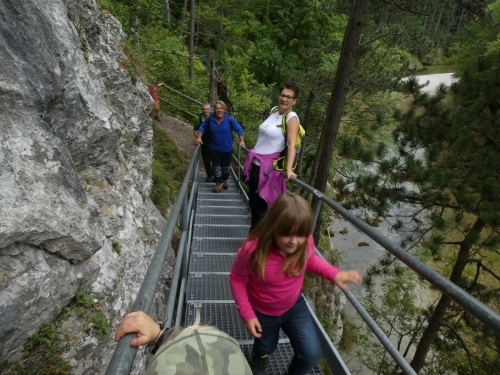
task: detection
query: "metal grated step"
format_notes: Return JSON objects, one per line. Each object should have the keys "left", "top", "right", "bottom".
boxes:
{"left": 186, "top": 274, "right": 233, "bottom": 301}
{"left": 196, "top": 206, "right": 249, "bottom": 215}
{"left": 198, "top": 193, "right": 242, "bottom": 199}
{"left": 194, "top": 215, "right": 250, "bottom": 226}
{"left": 197, "top": 200, "right": 247, "bottom": 209}
{"left": 191, "top": 238, "right": 244, "bottom": 254}
{"left": 240, "top": 344, "right": 324, "bottom": 375}
{"left": 193, "top": 225, "right": 250, "bottom": 238}
{"left": 184, "top": 303, "right": 288, "bottom": 343}
{"left": 189, "top": 254, "right": 235, "bottom": 273}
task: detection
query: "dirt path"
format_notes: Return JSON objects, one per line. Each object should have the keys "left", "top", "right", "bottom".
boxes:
{"left": 155, "top": 115, "right": 197, "bottom": 159}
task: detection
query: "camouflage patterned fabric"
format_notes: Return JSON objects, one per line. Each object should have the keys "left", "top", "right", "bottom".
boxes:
{"left": 146, "top": 327, "right": 252, "bottom": 375}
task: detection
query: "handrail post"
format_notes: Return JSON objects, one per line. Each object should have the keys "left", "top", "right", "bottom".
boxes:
{"left": 237, "top": 144, "right": 241, "bottom": 188}
{"left": 312, "top": 193, "right": 322, "bottom": 233}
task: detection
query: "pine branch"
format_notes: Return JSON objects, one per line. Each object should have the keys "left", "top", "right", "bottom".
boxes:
{"left": 139, "top": 46, "right": 193, "bottom": 59}
{"left": 441, "top": 321, "right": 478, "bottom": 375}
{"left": 377, "top": 0, "right": 431, "bottom": 16}
{"left": 360, "top": 32, "right": 402, "bottom": 46}
{"left": 467, "top": 259, "right": 500, "bottom": 281}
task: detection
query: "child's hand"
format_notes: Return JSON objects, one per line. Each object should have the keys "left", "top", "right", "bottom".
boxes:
{"left": 244, "top": 318, "right": 262, "bottom": 338}
{"left": 115, "top": 311, "right": 161, "bottom": 347}
{"left": 333, "top": 270, "right": 362, "bottom": 291}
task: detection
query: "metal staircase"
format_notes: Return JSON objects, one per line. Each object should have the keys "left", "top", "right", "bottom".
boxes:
{"left": 184, "top": 171, "right": 323, "bottom": 374}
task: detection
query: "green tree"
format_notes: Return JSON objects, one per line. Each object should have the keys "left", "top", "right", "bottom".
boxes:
{"left": 338, "top": 2, "right": 500, "bottom": 372}
{"left": 357, "top": 266, "right": 428, "bottom": 374}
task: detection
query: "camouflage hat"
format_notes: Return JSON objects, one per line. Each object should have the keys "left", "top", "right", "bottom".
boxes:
{"left": 146, "top": 327, "right": 252, "bottom": 375}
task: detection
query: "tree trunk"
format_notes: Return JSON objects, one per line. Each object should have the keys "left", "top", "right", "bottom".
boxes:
{"left": 209, "top": 60, "right": 218, "bottom": 104}
{"left": 310, "top": 0, "right": 370, "bottom": 240}
{"left": 179, "top": 0, "right": 188, "bottom": 36}
{"left": 447, "top": 4, "right": 457, "bottom": 32}
{"left": 130, "top": 12, "right": 139, "bottom": 46}
{"left": 304, "top": 90, "right": 315, "bottom": 131}
{"left": 189, "top": 0, "right": 195, "bottom": 81}
{"left": 434, "top": 4, "right": 445, "bottom": 33}
{"left": 456, "top": 7, "right": 466, "bottom": 34}
{"left": 165, "top": 0, "right": 170, "bottom": 24}
{"left": 428, "top": 3, "right": 437, "bottom": 32}
{"left": 409, "top": 216, "right": 487, "bottom": 373}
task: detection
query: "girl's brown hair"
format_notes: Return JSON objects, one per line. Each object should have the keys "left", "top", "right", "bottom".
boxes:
{"left": 247, "top": 193, "right": 313, "bottom": 279}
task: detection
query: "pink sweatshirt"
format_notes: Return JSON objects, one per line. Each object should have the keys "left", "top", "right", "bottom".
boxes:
{"left": 229, "top": 235, "right": 340, "bottom": 322}
{"left": 243, "top": 150, "right": 286, "bottom": 207}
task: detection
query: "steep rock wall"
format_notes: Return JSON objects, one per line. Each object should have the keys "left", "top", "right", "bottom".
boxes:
{"left": 0, "top": 0, "right": 173, "bottom": 373}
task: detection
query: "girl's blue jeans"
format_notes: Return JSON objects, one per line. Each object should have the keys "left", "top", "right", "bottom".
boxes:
{"left": 252, "top": 295, "right": 322, "bottom": 375}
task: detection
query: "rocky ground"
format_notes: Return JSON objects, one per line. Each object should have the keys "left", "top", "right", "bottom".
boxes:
{"left": 155, "top": 114, "right": 197, "bottom": 159}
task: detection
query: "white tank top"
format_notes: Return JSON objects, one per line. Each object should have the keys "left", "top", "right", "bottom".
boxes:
{"left": 254, "top": 111, "right": 298, "bottom": 155}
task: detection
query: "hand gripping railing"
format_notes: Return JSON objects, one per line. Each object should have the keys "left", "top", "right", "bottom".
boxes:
{"left": 105, "top": 146, "right": 201, "bottom": 375}
{"left": 231, "top": 143, "right": 500, "bottom": 375}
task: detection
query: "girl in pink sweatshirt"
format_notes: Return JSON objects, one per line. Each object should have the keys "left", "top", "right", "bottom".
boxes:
{"left": 230, "top": 192, "right": 361, "bottom": 375}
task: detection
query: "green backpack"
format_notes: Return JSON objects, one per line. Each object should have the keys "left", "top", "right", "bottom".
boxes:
{"left": 269, "top": 106, "right": 305, "bottom": 171}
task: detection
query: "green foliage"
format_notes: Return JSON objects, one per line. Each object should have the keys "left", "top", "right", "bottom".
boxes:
{"left": 73, "top": 24, "right": 89, "bottom": 62}
{"left": 112, "top": 240, "right": 122, "bottom": 255}
{"left": 151, "top": 123, "right": 189, "bottom": 215}
{"left": 5, "top": 284, "right": 111, "bottom": 374}
{"left": 356, "top": 266, "right": 427, "bottom": 374}
{"left": 342, "top": 9, "right": 500, "bottom": 372}
{"left": 86, "top": 313, "right": 111, "bottom": 338}
{"left": 75, "top": 288, "right": 95, "bottom": 309}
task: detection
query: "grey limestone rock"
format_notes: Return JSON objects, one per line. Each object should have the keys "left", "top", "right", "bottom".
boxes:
{"left": 0, "top": 0, "right": 173, "bottom": 372}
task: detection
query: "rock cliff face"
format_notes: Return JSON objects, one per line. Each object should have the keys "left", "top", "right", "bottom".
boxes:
{"left": 0, "top": 0, "right": 173, "bottom": 373}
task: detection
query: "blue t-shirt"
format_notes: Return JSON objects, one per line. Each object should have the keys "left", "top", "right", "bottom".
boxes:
{"left": 198, "top": 114, "right": 244, "bottom": 153}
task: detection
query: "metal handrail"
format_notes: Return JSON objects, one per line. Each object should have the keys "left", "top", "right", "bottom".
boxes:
{"left": 105, "top": 146, "right": 201, "bottom": 375}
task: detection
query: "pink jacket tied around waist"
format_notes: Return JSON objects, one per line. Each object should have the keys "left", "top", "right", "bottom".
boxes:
{"left": 243, "top": 151, "right": 286, "bottom": 207}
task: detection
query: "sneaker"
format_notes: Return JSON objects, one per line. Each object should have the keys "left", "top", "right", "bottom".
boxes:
{"left": 250, "top": 353, "right": 269, "bottom": 375}
{"left": 205, "top": 176, "right": 213, "bottom": 182}
{"left": 213, "top": 183, "right": 223, "bottom": 193}
{"left": 223, "top": 180, "right": 229, "bottom": 190}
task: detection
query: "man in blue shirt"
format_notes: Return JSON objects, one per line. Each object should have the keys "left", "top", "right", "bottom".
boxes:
{"left": 195, "top": 101, "right": 245, "bottom": 192}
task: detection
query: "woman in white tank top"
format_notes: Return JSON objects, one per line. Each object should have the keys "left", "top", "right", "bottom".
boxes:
{"left": 244, "top": 82, "right": 300, "bottom": 230}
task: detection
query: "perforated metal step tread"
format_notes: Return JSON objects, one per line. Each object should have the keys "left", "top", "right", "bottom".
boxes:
{"left": 198, "top": 192, "right": 242, "bottom": 199}
{"left": 189, "top": 254, "right": 235, "bottom": 273}
{"left": 240, "top": 344, "right": 324, "bottom": 374}
{"left": 191, "top": 238, "right": 243, "bottom": 254}
{"left": 184, "top": 302, "right": 288, "bottom": 343}
{"left": 186, "top": 274, "right": 233, "bottom": 301}
{"left": 196, "top": 206, "right": 250, "bottom": 215}
{"left": 194, "top": 215, "right": 251, "bottom": 226}
{"left": 193, "top": 225, "right": 249, "bottom": 239}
